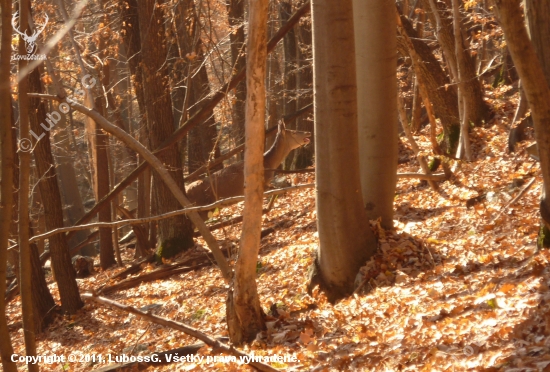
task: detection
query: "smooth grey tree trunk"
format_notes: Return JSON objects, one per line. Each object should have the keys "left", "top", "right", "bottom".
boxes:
{"left": 309, "top": 0, "right": 377, "bottom": 302}
{"left": 354, "top": 0, "right": 398, "bottom": 229}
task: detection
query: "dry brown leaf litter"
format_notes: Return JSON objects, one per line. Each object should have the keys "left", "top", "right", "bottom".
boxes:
{"left": 6, "top": 92, "right": 550, "bottom": 371}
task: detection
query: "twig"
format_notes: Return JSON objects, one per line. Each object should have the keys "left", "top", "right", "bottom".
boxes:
{"left": 81, "top": 293, "right": 280, "bottom": 372}
{"left": 129, "top": 324, "right": 151, "bottom": 355}
{"left": 10, "top": 184, "right": 314, "bottom": 248}
{"left": 397, "top": 93, "right": 439, "bottom": 190}
{"left": 491, "top": 177, "right": 537, "bottom": 223}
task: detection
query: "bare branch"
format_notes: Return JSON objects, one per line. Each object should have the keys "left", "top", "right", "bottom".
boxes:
{"left": 81, "top": 293, "right": 281, "bottom": 372}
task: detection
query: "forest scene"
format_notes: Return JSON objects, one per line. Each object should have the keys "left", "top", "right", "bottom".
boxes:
{"left": 2, "top": 0, "right": 550, "bottom": 370}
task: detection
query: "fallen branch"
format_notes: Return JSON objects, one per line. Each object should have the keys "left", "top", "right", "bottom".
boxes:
{"left": 81, "top": 293, "right": 280, "bottom": 372}
{"left": 98, "top": 262, "right": 210, "bottom": 295}
{"left": 491, "top": 177, "right": 537, "bottom": 223}
{"left": 110, "top": 255, "right": 156, "bottom": 281}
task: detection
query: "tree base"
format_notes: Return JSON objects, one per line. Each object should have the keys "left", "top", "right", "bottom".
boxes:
{"left": 226, "top": 288, "right": 265, "bottom": 345}
{"left": 307, "top": 255, "right": 350, "bottom": 304}
{"left": 155, "top": 236, "right": 194, "bottom": 263}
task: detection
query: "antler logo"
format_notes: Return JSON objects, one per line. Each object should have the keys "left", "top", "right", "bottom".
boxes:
{"left": 12, "top": 11, "right": 48, "bottom": 55}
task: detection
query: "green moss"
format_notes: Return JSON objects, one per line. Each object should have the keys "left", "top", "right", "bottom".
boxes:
{"left": 538, "top": 224, "right": 550, "bottom": 250}
{"left": 156, "top": 236, "right": 192, "bottom": 263}
{"left": 428, "top": 157, "right": 440, "bottom": 172}
{"left": 448, "top": 124, "right": 461, "bottom": 153}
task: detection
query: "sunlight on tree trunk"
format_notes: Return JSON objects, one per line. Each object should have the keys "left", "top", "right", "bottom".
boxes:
{"left": 494, "top": 0, "right": 550, "bottom": 246}
{"left": 354, "top": 0, "right": 398, "bottom": 228}
{"left": 453, "top": 0, "right": 472, "bottom": 160}
{"left": 308, "top": 0, "right": 377, "bottom": 303}
{"left": 226, "top": 0, "right": 269, "bottom": 345}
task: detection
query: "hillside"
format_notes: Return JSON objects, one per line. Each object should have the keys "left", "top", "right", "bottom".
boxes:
{"left": 5, "top": 91, "right": 550, "bottom": 371}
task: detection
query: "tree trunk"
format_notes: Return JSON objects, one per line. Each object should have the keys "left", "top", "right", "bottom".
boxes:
{"left": 308, "top": 0, "right": 377, "bottom": 302}
{"left": 0, "top": 1, "right": 18, "bottom": 369}
{"left": 292, "top": 2, "right": 314, "bottom": 169}
{"left": 525, "top": 1, "right": 550, "bottom": 83}
{"left": 423, "top": 0, "right": 489, "bottom": 126}
{"left": 173, "top": 0, "right": 220, "bottom": 174}
{"left": 55, "top": 122, "right": 94, "bottom": 255}
{"left": 453, "top": 0, "right": 472, "bottom": 160}
{"left": 226, "top": 0, "right": 269, "bottom": 345}
{"left": 266, "top": 10, "right": 282, "bottom": 150}
{"left": 523, "top": 0, "right": 550, "bottom": 247}
{"left": 17, "top": 3, "right": 38, "bottom": 367}
{"left": 28, "top": 68, "right": 83, "bottom": 314}
{"left": 227, "top": 0, "right": 247, "bottom": 151}
{"left": 120, "top": 0, "right": 151, "bottom": 257}
{"left": 9, "top": 112, "right": 55, "bottom": 332}
{"left": 411, "top": 9, "right": 425, "bottom": 132}
{"left": 494, "top": 0, "right": 550, "bottom": 247}
{"left": 397, "top": 13, "right": 461, "bottom": 154}
{"left": 354, "top": 0, "right": 398, "bottom": 228}
{"left": 44, "top": 45, "right": 93, "bottom": 256}
{"left": 29, "top": 238, "right": 56, "bottom": 331}
{"left": 280, "top": 0, "right": 298, "bottom": 170}
{"left": 95, "top": 97, "right": 116, "bottom": 269}
{"left": 120, "top": 0, "right": 145, "bottom": 115}
{"left": 137, "top": 0, "right": 195, "bottom": 257}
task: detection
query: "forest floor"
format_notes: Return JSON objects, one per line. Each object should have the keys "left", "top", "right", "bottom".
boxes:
{"left": 6, "top": 89, "right": 550, "bottom": 371}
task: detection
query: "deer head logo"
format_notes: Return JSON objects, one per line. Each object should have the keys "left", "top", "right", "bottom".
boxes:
{"left": 12, "top": 11, "right": 48, "bottom": 55}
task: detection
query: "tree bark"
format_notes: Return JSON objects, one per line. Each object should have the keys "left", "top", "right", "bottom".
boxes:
{"left": 423, "top": 0, "right": 489, "bottom": 126}
{"left": 523, "top": 0, "right": 550, "bottom": 247}
{"left": 308, "top": 0, "right": 377, "bottom": 302}
{"left": 292, "top": 2, "right": 314, "bottom": 169}
{"left": 226, "top": 0, "right": 269, "bottom": 345}
{"left": 227, "top": 0, "right": 247, "bottom": 151}
{"left": 137, "top": 0, "right": 195, "bottom": 257}
{"left": 280, "top": 0, "right": 298, "bottom": 170}
{"left": 16, "top": 2, "right": 38, "bottom": 368}
{"left": 173, "top": 0, "right": 220, "bottom": 174}
{"left": 120, "top": 0, "right": 151, "bottom": 257}
{"left": 354, "top": 0, "right": 398, "bottom": 228}
{"left": 524, "top": 0, "right": 550, "bottom": 83}
{"left": 452, "top": 0, "right": 472, "bottom": 160}
{"left": 494, "top": 0, "right": 550, "bottom": 245}
{"left": 95, "top": 97, "right": 116, "bottom": 269}
{"left": 28, "top": 68, "right": 84, "bottom": 314}
{"left": 0, "top": 0, "right": 18, "bottom": 369}
{"left": 8, "top": 92, "right": 54, "bottom": 333}
{"left": 397, "top": 12, "right": 460, "bottom": 154}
